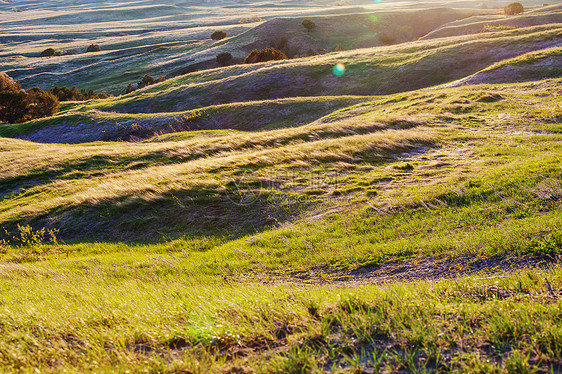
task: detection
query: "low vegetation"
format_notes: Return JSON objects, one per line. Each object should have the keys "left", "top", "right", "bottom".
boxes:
{"left": 504, "top": 2, "right": 525, "bottom": 15}
{"left": 211, "top": 30, "right": 228, "bottom": 40}
{"left": 1, "top": 2, "right": 561, "bottom": 372}
{"left": 48, "top": 86, "right": 112, "bottom": 101}
{"left": 244, "top": 48, "right": 288, "bottom": 64}
{"left": 125, "top": 74, "right": 166, "bottom": 94}
{"left": 0, "top": 73, "right": 59, "bottom": 124}
{"left": 85, "top": 43, "right": 101, "bottom": 53}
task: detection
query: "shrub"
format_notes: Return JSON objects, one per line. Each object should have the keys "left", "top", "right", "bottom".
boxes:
{"left": 0, "top": 72, "right": 21, "bottom": 92}
{"left": 504, "top": 2, "right": 524, "bottom": 15}
{"left": 48, "top": 86, "right": 111, "bottom": 101}
{"left": 0, "top": 73, "right": 60, "bottom": 123}
{"left": 40, "top": 48, "right": 55, "bottom": 57}
{"left": 239, "top": 16, "right": 263, "bottom": 24}
{"left": 25, "top": 88, "right": 59, "bottom": 119}
{"left": 0, "top": 90, "right": 28, "bottom": 123}
{"left": 302, "top": 19, "right": 316, "bottom": 32}
{"left": 0, "top": 87, "right": 59, "bottom": 124}
{"left": 216, "top": 52, "right": 233, "bottom": 67}
{"left": 211, "top": 30, "right": 227, "bottom": 40}
{"left": 244, "top": 48, "right": 287, "bottom": 64}
{"left": 86, "top": 44, "right": 101, "bottom": 53}
{"left": 127, "top": 74, "right": 165, "bottom": 92}
{"left": 141, "top": 74, "right": 156, "bottom": 87}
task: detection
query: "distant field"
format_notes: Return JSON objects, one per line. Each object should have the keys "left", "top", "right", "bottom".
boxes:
{"left": 2, "top": 0, "right": 554, "bottom": 94}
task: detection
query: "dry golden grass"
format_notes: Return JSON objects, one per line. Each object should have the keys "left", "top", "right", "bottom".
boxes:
{"left": 0, "top": 125, "right": 433, "bottom": 222}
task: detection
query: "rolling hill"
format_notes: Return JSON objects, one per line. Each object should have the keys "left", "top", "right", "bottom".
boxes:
{"left": 0, "top": 1, "right": 561, "bottom": 372}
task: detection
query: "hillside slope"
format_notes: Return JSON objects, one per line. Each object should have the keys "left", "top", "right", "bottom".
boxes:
{"left": 84, "top": 24, "right": 562, "bottom": 114}
{"left": 0, "top": 4, "right": 490, "bottom": 94}
{"left": 0, "top": 96, "right": 373, "bottom": 143}
{"left": 447, "top": 46, "right": 562, "bottom": 86}
{"left": 1, "top": 79, "right": 560, "bottom": 242}
{"left": 422, "top": 4, "right": 562, "bottom": 39}
{"left": 1, "top": 4, "right": 561, "bottom": 373}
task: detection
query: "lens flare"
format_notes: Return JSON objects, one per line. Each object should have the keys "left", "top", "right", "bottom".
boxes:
{"left": 374, "top": 0, "right": 382, "bottom": 3}
{"left": 333, "top": 63, "right": 346, "bottom": 77}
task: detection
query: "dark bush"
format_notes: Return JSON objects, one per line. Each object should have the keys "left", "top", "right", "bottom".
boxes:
{"left": 40, "top": 48, "right": 55, "bottom": 57}
{"left": 86, "top": 44, "right": 101, "bottom": 53}
{"left": 48, "top": 86, "right": 111, "bottom": 101}
{"left": 0, "top": 72, "right": 21, "bottom": 92}
{"left": 126, "top": 74, "right": 165, "bottom": 93}
{"left": 504, "top": 2, "right": 524, "bottom": 14}
{"left": 0, "top": 90, "right": 28, "bottom": 123}
{"left": 25, "top": 88, "right": 59, "bottom": 120}
{"left": 216, "top": 52, "right": 233, "bottom": 67}
{"left": 211, "top": 30, "right": 227, "bottom": 40}
{"left": 302, "top": 19, "right": 316, "bottom": 32}
{"left": 0, "top": 80, "right": 59, "bottom": 124}
{"left": 244, "top": 48, "right": 288, "bottom": 64}
{"left": 140, "top": 74, "right": 156, "bottom": 87}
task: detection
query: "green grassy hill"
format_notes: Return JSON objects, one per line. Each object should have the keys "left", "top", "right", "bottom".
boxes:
{"left": 3, "top": 22, "right": 559, "bottom": 144}
{"left": 0, "top": 1, "right": 561, "bottom": 373}
{"left": 0, "top": 77, "right": 561, "bottom": 372}
{"left": 449, "top": 46, "right": 562, "bottom": 85}
{"left": 421, "top": 3, "right": 562, "bottom": 39}
{"left": 205, "top": 7, "right": 489, "bottom": 60}
{"left": 88, "top": 24, "right": 562, "bottom": 113}
{"left": 0, "top": 4, "right": 492, "bottom": 94}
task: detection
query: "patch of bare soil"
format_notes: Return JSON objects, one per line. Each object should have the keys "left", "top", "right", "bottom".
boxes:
{"left": 269, "top": 254, "right": 561, "bottom": 287}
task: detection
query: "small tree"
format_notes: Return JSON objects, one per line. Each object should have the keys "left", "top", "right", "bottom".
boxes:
{"left": 244, "top": 48, "right": 288, "bottom": 64}
{"left": 0, "top": 72, "right": 21, "bottom": 92}
{"left": 26, "top": 88, "right": 59, "bottom": 120}
{"left": 0, "top": 83, "right": 59, "bottom": 124}
{"left": 302, "top": 19, "right": 316, "bottom": 32}
{"left": 49, "top": 86, "right": 111, "bottom": 101}
{"left": 216, "top": 52, "right": 233, "bottom": 67}
{"left": 504, "top": 2, "right": 524, "bottom": 14}
{"left": 0, "top": 90, "right": 28, "bottom": 123}
{"left": 143, "top": 74, "right": 156, "bottom": 85}
{"left": 126, "top": 83, "right": 136, "bottom": 94}
{"left": 211, "top": 30, "right": 227, "bottom": 40}
{"left": 86, "top": 44, "right": 101, "bottom": 52}
{"left": 40, "top": 48, "right": 55, "bottom": 57}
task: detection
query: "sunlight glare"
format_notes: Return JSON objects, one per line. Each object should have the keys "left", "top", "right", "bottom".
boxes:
{"left": 333, "top": 63, "right": 346, "bottom": 77}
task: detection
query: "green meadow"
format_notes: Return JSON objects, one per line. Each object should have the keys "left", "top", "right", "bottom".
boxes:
{"left": 0, "top": 0, "right": 561, "bottom": 372}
